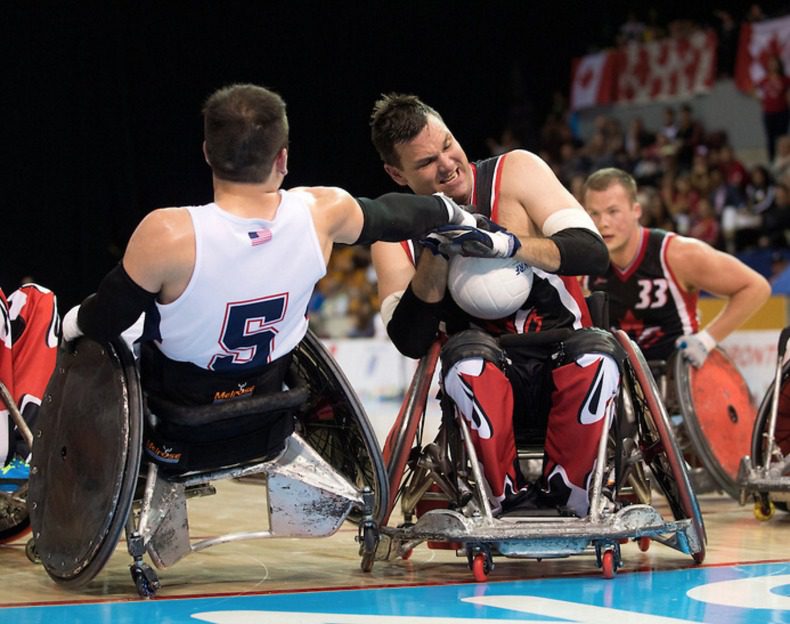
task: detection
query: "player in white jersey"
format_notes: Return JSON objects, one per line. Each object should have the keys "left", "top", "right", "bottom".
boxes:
{"left": 61, "top": 84, "right": 505, "bottom": 406}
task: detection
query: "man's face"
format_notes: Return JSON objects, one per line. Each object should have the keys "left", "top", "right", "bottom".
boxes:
{"left": 584, "top": 182, "right": 641, "bottom": 257}
{"left": 384, "top": 114, "right": 473, "bottom": 203}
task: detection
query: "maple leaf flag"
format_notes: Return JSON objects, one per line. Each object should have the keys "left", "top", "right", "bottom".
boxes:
{"left": 570, "top": 50, "right": 615, "bottom": 111}
{"left": 735, "top": 14, "right": 790, "bottom": 92}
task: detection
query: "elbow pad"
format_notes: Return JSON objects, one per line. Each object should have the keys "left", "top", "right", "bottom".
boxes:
{"left": 355, "top": 194, "right": 451, "bottom": 245}
{"left": 550, "top": 228, "right": 609, "bottom": 275}
{"left": 78, "top": 263, "right": 157, "bottom": 343}
{"left": 386, "top": 284, "right": 443, "bottom": 359}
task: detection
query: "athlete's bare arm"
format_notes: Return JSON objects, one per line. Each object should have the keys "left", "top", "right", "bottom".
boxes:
{"left": 497, "top": 150, "right": 596, "bottom": 272}
{"left": 371, "top": 241, "right": 448, "bottom": 304}
{"left": 122, "top": 207, "right": 196, "bottom": 304}
{"left": 666, "top": 236, "right": 771, "bottom": 342}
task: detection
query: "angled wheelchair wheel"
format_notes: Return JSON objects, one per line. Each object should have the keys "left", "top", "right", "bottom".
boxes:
{"left": 750, "top": 359, "right": 790, "bottom": 513}
{"left": 28, "top": 338, "right": 143, "bottom": 588}
{"left": 291, "top": 330, "right": 389, "bottom": 526}
{"left": 615, "top": 331, "right": 706, "bottom": 562}
{"left": 672, "top": 349, "right": 757, "bottom": 500}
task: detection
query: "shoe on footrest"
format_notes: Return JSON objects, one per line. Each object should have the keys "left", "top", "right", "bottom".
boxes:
{"left": 0, "top": 458, "right": 29, "bottom": 493}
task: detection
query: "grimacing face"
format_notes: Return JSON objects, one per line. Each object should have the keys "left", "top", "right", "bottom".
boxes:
{"left": 384, "top": 114, "right": 473, "bottom": 203}
{"left": 584, "top": 182, "right": 642, "bottom": 258}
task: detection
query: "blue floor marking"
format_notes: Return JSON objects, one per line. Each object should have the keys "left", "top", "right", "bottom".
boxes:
{"left": 4, "top": 561, "right": 790, "bottom": 623}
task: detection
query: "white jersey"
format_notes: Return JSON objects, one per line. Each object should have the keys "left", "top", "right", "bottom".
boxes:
{"left": 150, "top": 191, "right": 325, "bottom": 372}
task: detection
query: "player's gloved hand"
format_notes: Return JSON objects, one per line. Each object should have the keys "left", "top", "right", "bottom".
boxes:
{"left": 419, "top": 215, "right": 522, "bottom": 259}
{"left": 433, "top": 192, "right": 477, "bottom": 227}
{"left": 675, "top": 330, "right": 716, "bottom": 368}
{"left": 61, "top": 305, "right": 84, "bottom": 343}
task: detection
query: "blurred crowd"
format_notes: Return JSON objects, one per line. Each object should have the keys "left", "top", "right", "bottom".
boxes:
{"left": 310, "top": 4, "right": 790, "bottom": 339}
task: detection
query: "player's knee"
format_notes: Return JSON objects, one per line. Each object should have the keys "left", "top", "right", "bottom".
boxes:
{"left": 440, "top": 329, "right": 506, "bottom": 372}
{"left": 561, "top": 328, "right": 627, "bottom": 370}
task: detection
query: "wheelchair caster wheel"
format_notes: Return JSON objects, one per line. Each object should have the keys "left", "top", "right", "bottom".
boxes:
{"left": 25, "top": 538, "right": 40, "bottom": 564}
{"left": 472, "top": 553, "right": 491, "bottom": 582}
{"left": 754, "top": 497, "right": 775, "bottom": 521}
{"left": 130, "top": 562, "right": 160, "bottom": 598}
{"left": 637, "top": 536, "right": 651, "bottom": 552}
{"left": 601, "top": 549, "right": 617, "bottom": 579}
{"left": 467, "top": 545, "right": 493, "bottom": 582}
{"left": 359, "top": 524, "right": 379, "bottom": 573}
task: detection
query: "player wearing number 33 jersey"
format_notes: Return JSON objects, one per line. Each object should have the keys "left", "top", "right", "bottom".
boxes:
{"left": 584, "top": 228, "right": 697, "bottom": 361}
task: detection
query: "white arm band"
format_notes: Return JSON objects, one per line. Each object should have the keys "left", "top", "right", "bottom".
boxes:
{"left": 542, "top": 207, "right": 600, "bottom": 237}
{"left": 380, "top": 290, "right": 405, "bottom": 327}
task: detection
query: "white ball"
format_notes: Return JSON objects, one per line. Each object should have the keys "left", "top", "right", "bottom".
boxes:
{"left": 447, "top": 256, "right": 533, "bottom": 320}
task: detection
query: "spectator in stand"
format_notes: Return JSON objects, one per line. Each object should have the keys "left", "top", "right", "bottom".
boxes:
{"left": 638, "top": 185, "right": 675, "bottom": 232}
{"left": 659, "top": 106, "right": 679, "bottom": 143}
{"left": 624, "top": 117, "right": 655, "bottom": 162}
{"left": 708, "top": 166, "right": 746, "bottom": 223}
{"left": 689, "top": 149, "right": 713, "bottom": 198}
{"left": 717, "top": 144, "right": 748, "bottom": 194}
{"left": 762, "top": 181, "right": 790, "bottom": 249}
{"left": 618, "top": 10, "right": 646, "bottom": 45}
{"left": 675, "top": 104, "right": 705, "bottom": 171}
{"left": 663, "top": 173, "right": 700, "bottom": 235}
{"left": 755, "top": 54, "right": 790, "bottom": 162}
{"left": 713, "top": 9, "right": 739, "bottom": 78}
{"left": 688, "top": 196, "right": 721, "bottom": 247}
{"left": 772, "top": 134, "right": 790, "bottom": 185}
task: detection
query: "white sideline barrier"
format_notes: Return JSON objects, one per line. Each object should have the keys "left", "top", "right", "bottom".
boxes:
{"left": 323, "top": 330, "right": 784, "bottom": 446}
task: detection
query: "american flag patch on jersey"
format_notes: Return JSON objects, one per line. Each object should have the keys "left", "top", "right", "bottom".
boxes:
{"left": 248, "top": 228, "right": 272, "bottom": 246}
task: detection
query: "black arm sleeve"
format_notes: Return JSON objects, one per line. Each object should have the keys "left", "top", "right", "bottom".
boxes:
{"left": 549, "top": 228, "right": 609, "bottom": 276}
{"left": 386, "top": 284, "right": 443, "bottom": 359}
{"left": 77, "top": 263, "right": 158, "bottom": 343}
{"left": 354, "top": 193, "right": 451, "bottom": 244}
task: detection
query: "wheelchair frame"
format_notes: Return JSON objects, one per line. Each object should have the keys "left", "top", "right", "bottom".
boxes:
{"left": 372, "top": 329, "right": 705, "bottom": 581}
{"left": 27, "top": 331, "right": 386, "bottom": 597}
{"left": 0, "top": 381, "right": 33, "bottom": 544}
{"left": 738, "top": 326, "right": 790, "bottom": 520}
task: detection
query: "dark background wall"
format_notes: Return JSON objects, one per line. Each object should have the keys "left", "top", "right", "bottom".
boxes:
{"left": 2, "top": 1, "right": 780, "bottom": 309}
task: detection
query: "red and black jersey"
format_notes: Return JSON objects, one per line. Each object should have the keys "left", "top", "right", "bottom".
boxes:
{"left": 585, "top": 227, "right": 698, "bottom": 361}
{"left": 402, "top": 153, "right": 592, "bottom": 336}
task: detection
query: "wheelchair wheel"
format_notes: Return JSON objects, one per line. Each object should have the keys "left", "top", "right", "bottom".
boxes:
{"left": 671, "top": 349, "right": 757, "bottom": 500}
{"left": 750, "top": 359, "right": 790, "bottom": 513}
{"left": 0, "top": 493, "right": 30, "bottom": 544}
{"left": 615, "top": 331, "right": 706, "bottom": 562}
{"left": 28, "top": 338, "right": 143, "bottom": 588}
{"left": 291, "top": 330, "right": 389, "bottom": 526}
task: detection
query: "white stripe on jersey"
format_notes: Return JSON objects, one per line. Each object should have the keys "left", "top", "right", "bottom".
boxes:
{"left": 659, "top": 234, "right": 696, "bottom": 336}
{"left": 532, "top": 268, "right": 586, "bottom": 330}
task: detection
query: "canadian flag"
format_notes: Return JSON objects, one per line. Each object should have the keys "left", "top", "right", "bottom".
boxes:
{"left": 735, "top": 14, "right": 790, "bottom": 92}
{"left": 570, "top": 50, "right": 615, "bottom": 111}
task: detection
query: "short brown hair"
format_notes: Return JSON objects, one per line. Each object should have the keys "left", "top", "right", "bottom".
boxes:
{"left": 202, "top": 84, "right": 289, "bottom": 183}
{"left": 370, "top": 93, "right": 442, "bottom": 167}
{"left": 583, "top": 167, "right": 638, "bottom": 203}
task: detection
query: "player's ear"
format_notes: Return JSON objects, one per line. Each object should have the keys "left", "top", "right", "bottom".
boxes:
{"left": 633, "top": 201, "right": 643, "bottom": 220}
{"left": 202, "top": 141, "right": 210, "bottom": 165}
{"left": 384, "top": 163, "right": 409, "bottom": 187}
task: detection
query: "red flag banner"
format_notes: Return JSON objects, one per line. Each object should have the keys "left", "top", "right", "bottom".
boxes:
{"left": 615, "top": 30, "right": 717, "bottom": 105}
{"left": 570, "top": 30, "right": 717, "bottom": 110}
{"left": 570, "top": 51, "right": 615, "bottom": 111}
{"left": 734, "top": 14, "right": 790, "bottom": 92}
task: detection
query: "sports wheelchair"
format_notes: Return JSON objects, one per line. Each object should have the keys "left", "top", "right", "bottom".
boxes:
{"left": 738, "top": 326, "right": 790, "bottom": 520}
{"left": 26, "top": 330, "right": 387, "bottom": 597}
{"left": 0, "top": 382, "right": 33, "bottom": 544}
{"left": 648, "top": 344, "right": 757, "bottom": 501}
{"left": 371, "top": 325, "right": 706, "bottom": 581}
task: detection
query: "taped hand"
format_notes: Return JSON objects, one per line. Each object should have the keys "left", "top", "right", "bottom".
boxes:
{"left": 675, "top": 330, "right": 716, "bottom": 368}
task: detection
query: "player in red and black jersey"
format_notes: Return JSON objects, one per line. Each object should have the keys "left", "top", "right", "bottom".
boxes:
{"left": 582, "top": 167, "right": 770, "bottom": 365}
{"left": 370, "top": 94, "right": 616, "bottom": 517}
